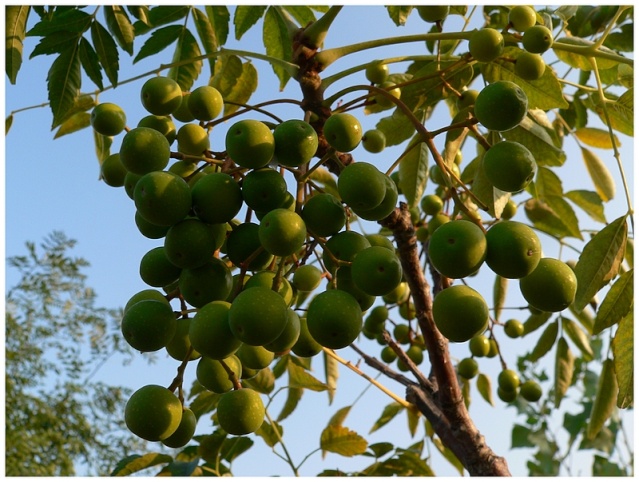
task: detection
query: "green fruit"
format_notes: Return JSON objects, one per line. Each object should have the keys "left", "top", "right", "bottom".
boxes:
{"left": 458, "top": 357, "right": 479, "bottom": 379}
{"left": 138, "top": 115, "right": 177, "bottom": 145}
{"left": 323, "top": 113, "right": 362, "bottom": 152}
{"left": 485, "top": 220, "right": 541, "bottom": 279}
{"left": 301, "top": 193, "right": 346, "bottom": 238}
{"left": 374, "top": 81, "right": 401, "bottom": 109}
{"left": 292, "top": 317, "right": 323, "bottom": 357}
{"left": 381, "top": 346, "right": 397, "bottom": 363}
{"left": 124, "top": 172, "right": 142, "bottom": 200}
{"left": 368, "top": 305, "right": 389, "bottom": 324}
{"left": 140, "top": 76, "right": 183, "bottom": 115}
{"left": 177, "top": 123, "right": 210, "bottom": 156}
{"left": 189, "top": 301, "right": 241, "bottom": 360}
{"left": 433, "top": 285, "right": 489, "bottom": 342}
{"left": 242, "top": 168, "right": 288, "bottom": 212}
{"left": 338, "top": 162, "right": 386, "bottom": 211}
{"left": 273, "top": 119, "right": 319, "bottom": 167}
{"left": 264, "top": 309, "right": 301, "bottom": 353}
{"left": 382, "top": 281, "right": 409, "bottom": 304}
{"left": 365, "top": 61, "right": 389, "bottom": 84}
{"left": 362, "top": 129, "right": 386, "bottom": 153}
{"left": 292, "top": 264, "right": 323, "bottom": 292}
{"left": 365, "top": 234, "right": 395, "bottom": 251}
{"left": 139, "top": 246, "right": 182, "bottom": 288}
{"left": 519, "top": 258, "right": 577, "bottom": 312}
{"left": 172, "top": 92, "right": 195, "bottom": 122}
{"left": 486, "top": 338, "right": 499, "bottom": 358}
{"left": 417, "top": 5, "right": 450, "bottom": 22}
{"left": 398, "top": 301, "right": 416, "bottom": 321}
{"left": 306, "top": 290, "right": 363, "bottom": 349}
{"left": 121, "top": 300, "right": 177, "bottom": 352}
{"left": 164, "top": 218, "right": 225, "bottom": 269}
{"left": 352, "top": 174, "right": 398, "bottom": 221}
{"left": 334, "top": 267, "right": 376, "bottom": 311}
{"left": 197, "top": 355, "right": 242, "bottom": 393}
{"left": 229, "top": 287, "right": 289, "bottom": 346}
{"left": 520, "top": 379, "right": 542, "bottom": 401}
{"left": 420, "top": 194, "right": 444, "bottom": 215}
{"left": 469, "top": 28, "right": 504, "bottom": 62}
{"left": 522, "top": 25, "right": 553, "bottom": 53}
{"left": 226, "top": 119, "right": 275, "bottom": 169}
{"left": 509, "top": 5, "right": 537, "bottom": 32}
{"left": 474, "top": 81, "right": 528, "bottom": 132}
{"left": 501, "top": 199, "right": 518, "bottom": 220}
{"left": 226, "top": 222, "right": 274, "bottom": 271}
{"left": 498, "top": 369, "right": 520, "bottom": 392}
{"left": 504, "top": 319, "right": 525, "bottom": 338}
{"left": 120, "top": 127, "right": 171, "bottom": 175}
{"left": 217, "top": 388, "right": 265, "bottom": 435}
{"left": 498, "top": 386, "right": 518, "bottom": 403}
{"left": 244, "top": 270, "right": 295, "bottom": 306}
{"left": 125, "top": 385, "right": 182, "bottom": 441}
{"left": 515, "top": 51, "right": 546, "bottom": 81}
{"left": 192, "top": 172, "right": 243, "bottom": 224}
{"left": 469, "top": 334, "right": 490, "bottom": 357}
{"left": 135, "top": 210, "right": 170, "bottom": 239}
{"left": 166, "top": 318, "right": 201, "bottom": 361}
{"left": 178, "top": 258, "right": 233, "bottom": 308}
{"left": 427, "top": 213, "right": 450, "bottom": 235}
{"left": 428, "top": 220, "right": 487, "bottom": 279}
{"left": 323, "top": 230, "right": 371, "bottom": 273}
{"left": 91, "top": 102, "right": 126, "bottom": 136}
{"left": 258, "top": 209, "right": 306, "bottom": 257}
{"left": 124, "top": 289, "right": 170, "bottom": 313}
{"left": 351, "top": 246, "right": 402, "bottom": 296}
{"left": 393, "top": 324, "right": 410, "bottom": 344}
{"left": 187, "top": 85, "right": 223, "bottom": 121}
{"left": 162, "top": 408, "right": 197, "bottom": 448}
{"left": 457, "top": 89, "right": 480, "bottom": 109}
{"left": 134, "top": 171, "right": 192, "bottom": 226}
{"left": 100, "top": 153, "right": 128, "bottom": 187}
{"left": 429, "top": 162, "right": 460, "bottom": 186}
{"left": 237, "top": 344, "right": 274, "bottom": 370}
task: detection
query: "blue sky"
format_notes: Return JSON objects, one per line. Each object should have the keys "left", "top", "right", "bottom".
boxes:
{"left": 4, "top": 5, "right": 634, "bottom": 476}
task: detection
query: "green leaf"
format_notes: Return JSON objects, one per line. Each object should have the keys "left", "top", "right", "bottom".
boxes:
{"left": 210, "top": 55, "right": 258, "bottom": 117}
{"left": 406, "top": 405, "right": 420, "bottom": 437}
{"left": 512, "top": 424, "right": 535, "bottom": 448}
{"left": 328, "top": 405, "right": 351, "bottom": 427}
{"left": 529, "top": 320, "right": 558, "bottom": 362}
{"left": 146, "top": 6, "right": 189, "bottom": 29}
{"left": 554, "top": 337, "right": 574, "bottom": 408}
{"left": 320, "top": 424, "right": 368, "bottom": 457}
{"left": 189, "top": 390, "right": 220, "bottom": 418}
{"left": 288, "top": 361, "right": 328, "bottom": 391}
{"left": 524, "top": 198, "right": 580, "bottom": 240}
{"left": 554, "top": 37, "right": 620, "bottom": 71}
{"left": 502, "top": 116, "right": 567, "bottom": 167}
{"left": 27, "top": 9, "right": 92, "bottom": 36}
{"left": 586, "top": 359, "right": 618, "bottom": 439}
{"left": 206, "top": 6, "right": 230, "bottom": 47}
{"left": 573, "top": 215, "right": 628, "bottom": 312}
{"left": 398, "top": 137, "right": 429, "bottom": 209}
{"left": 110, "top": 453, "right": 173, "bottom": 476}
{"left": 191, "top": 7, "right": 218, "bottom": 74}
{"left": 376, "top": 108, "right": 419, "bottom": 147}
{"left": 133, "top": 25, "right": 182, "bottom": 64}
{"left": 403, "top": 61, "right": 474, "bottom": 111}
{"left": 432, "top": 437, "right": 464, "bottom": 475}
{"left": 221, "top": 436, "right": 253, "bottom": 462}
{"left": 543, "top": 195, "right": 582, "bottom": 239}
{"left": 234, "top": 5, "right": 266, "bottom": 40}
{"left": 562, "top": 318, "right": 593, "bottom": 361}
{"left": 471, "top": 153, "right": 510, "bottom": 219}
{"left": 389, "top": 450, "right": 435, "bottom": 476}
{"left": 103, "top": 6, "right": 134, "bottom": 55}
{"left": 282, "top": 6, "right": 317, "bottom": 27}
{"left": 324, "top": 349, "right": 339, "bottom": 404}
{"left": 263, "top": 7, "right": 292, "bottom": 90}
{"left": 6, "top": 114, "right": 14, "bottom": 134}
{"left": 580, "top": 146, "right": 616, "bottom": 202}
{"left": 366, "top": 442, "right": 394, "bottom": 458}
{"left": 48, "top": 45, "right": 82, "bottom": 128}
{"left": 535, "top": 166, "right": 564, "bottom": 198}
{"left": 574, "top": 127, "right": 620, "bottom": 149}
{"left": 168, "top": 27, "right": 202, "bottom": 92}
{"left": 127, "top": 6, "right": 150, "bottom": 26}
{"left": 593, "top": 455, "right": 627, "bottom": 476}
{"left": 598, "top": 88, "right": 633, "bottom": 136}
{"left": 255, "top": 419, "right": 284, "bottom": 448}
{"left": 370, "top": 402, "right": 404, "bottom": 434}
{"left": 523, "top": 310, "right": 552, "bottom": 336}
{"left": 612, "top": 311, "right": 633, "bottom": 408}
{"left": 93, "top": 129, "right": 112, "bottom": 165}
{"left": 242, "top": 367, "right": 275, "bottom": 394}
{"left": 54, "top": 111, "right": 90, "bottom": 139}
{"left": 78, "top": 38, "right": 103, "bottom": 90}
{"left": 29, "top": 32, "right": 75, "bottom": 58}
{"left": 493, "top": 275, "right": 508, "bottom": 321}
{"left": 197, "top": 431, "right": 227, "bottom": 464}
{"left": 161, "top": 458, "right": 200, "bottom": 477}
{"left": 594, "top": 268, "right": 633, "bottom": 335}
{"left": 565, "top": 190, "right": 606, "bottom": 224}
{"left": 477, "top": 373, "right": 494, "bottom": 406}
{"left": 6, "top": 6, "right": 30, "bottom": 84}
{"left": 91, "top": 20, "right": 119, "bottom": 87}
{"left": 386, "top": 6, "right": 413, "bottom": 26}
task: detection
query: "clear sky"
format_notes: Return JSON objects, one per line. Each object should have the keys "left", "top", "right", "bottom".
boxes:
{"left": 4, "top": 5, "right": 634, "bottom": 476}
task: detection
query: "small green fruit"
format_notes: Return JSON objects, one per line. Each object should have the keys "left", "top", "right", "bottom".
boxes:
{"left": 509, "top": 5, "right": 537, "bottom": 32}
{"left": 519, "top": 258, "right": 577, "bottom": 312}
{"left": 229, "top": 287, "right": 289, "bottom": 346}
{"left": 100, "top": 153, "right": 128, "bottom": 187}
{"left": 498, "top": 369, "right": 520, "bottom": 392}
{"left": 226, "top": 119, "right": 275, "bottom": 169}
{"left": 273, "top": 119, "right": 318, "bottom": 167}
{"left": 428, "top": 220, "right": 487, "bottom": 279}
{"left": 140, "top": 76, "right": 183, "bottom": 116}
{"left": 162, "top": 408, "right": 197, "bottom": 448}
{"left": 504, "top": 319, "right": 525, "bottom": 338}
{"left": 515, "top": 51, "right": 546, "bottom": 81}
{"left": 469, "top": 28, "right": 504, "bottom": 62}
{"left": 362, "top": 129, "right": 386, "bottom": 153}
{"left": 134, "top": 171, "right": 191, "bottom": 227}
{"left": 433, "top": 285, "right": 489, "bottom": 342}
{"left": 306, "top": 290, "right": 363, "bottom": 349}
{"left": 520, "top": 379, "right": 542, "bottom": 401}
{"left": 485, "top": 220, "right": 541, "bottom": 279}
{"left": 323, "top": 113, "right": 362, "bottom": 152}
{"left": 416, "top": 5, "right": 450, "bottom": 22}
{"left": 469, "top": 334, "right": 490, "bottom": 357}
{"left": 365, "top": 61, "right": 389, "bottom": 84}
{"left": 125, "top": 385, "right": 182, "bottom": 441}
{"left": 189, "top": 301, "right": 240, "bottom": 360}
{"left": 121, "top": 300, "right": 177, "bottom": 352}
{"left": 120, "top": 127, "right": 170, "bottom": 175}
{"left": 188, "top": 85, "right": 223, "bottom": 121}
{"left": 338, "top": 162, "right": 387, "bottom": 211}
{"left": 458, "top": 357, "right": 479, "bottom": 379}
{"left": 474, "top": 81, "right": 528, "bottom": 132}
{"left": 301, "top": 193, "right": 346, "bottom": 238}
{"left": 522, "top": 25, "right": 553, "bottom": 53}
{"left": 351, "top": 246, "right": 403, "bottom": 296}
{"left": 217, "top": 388, "right": 265, "bottom": 435}
{"left": 91, "top": 102, "right": 126, "bottom": 136}
{"left": 258, "top": 209, "right": 307, "bottom": 257}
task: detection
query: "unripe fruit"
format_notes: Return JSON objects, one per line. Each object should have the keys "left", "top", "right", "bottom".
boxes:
{"left": 229, "top": 287, "right": 289, "bottom": 346}
{"left": 166, "top": 318, "right": 201, "bottom": 361}
{"left": 100, "top": 153, "right": 127, "bottom": 187}
{"left": 362, "top": 129, "right": 386, "bottom": 153}
{"left": 498, "top": 369, "right": 520, "bottom": 392}
{"left": 172, "top": 92, "right": 195, "bottom": 122}
{"left": 125, "top": 385, "right": 182, "bottom": 441}
{"left": 187, "top": 85, "right": 223, "bottom": 121}
{"left": 189, "top": 301, "right": 240, "bottom": 360}
{"left": 178, "top": 258, "right": 233, "bottom": 308}
{"left": 393, "top": 323, "right": 410, "bottom": 344}
{"left": 258, "top": 209, "right": 307, "bottom": 257}
{"left": 191, "top": 173, "right": 243, "bottom": 224}
{"left": 420, "top": 194, "right": 443, "bottom": 215}
{"left": 515, "top": 51, "right": 546, "bottom": 81}
{"left": 121, "top": 300, "right": 177, "bottom": 352}
{"left": 323, "top": 113, "right": 362, "bottom": 152}
{"left": 504, "top": 319, "right": 525, "bottom": 338}
{"left": 381, "top": 346, "right": 397, "bottom": 363}
{"left": 458, "top": 357, "right": 479, "bottom": 379}
{"left": 469, "top": 28, "right": 504, "bottom": 62}
{"left": 292, "top": 317, "right": 323, "bottom": 357}
{"left": 374, "top": 81, "right": 401, "bottom": 109}
{"left": 242, "top": 168, "right": 288, "bottom": 213}
{"left": 307, "top": 290, "right": 363, "bottom": 349}
{"left": 244, "top": 270, "right": 295, "bottom": 306}
{"left": 323, "top": 230, "right": 371, "bottom": 273}
{"left": 301, "top": 193, "right": 346, "bottom": 238}
{"left": 427, "top": 213, "right": 450, "bottom": 235}
{"left": 501, "top": 199, "right": 518, "bottom": 220}
{"left": 485, "top": 220, "right": 541, "bottom": 279}
{"left": 237, "top": 344, "right": 274, "bottom": 370}
{"left": 522, "top": 25, "right": 553, "bottom": 53}
{"left": 139, "top": 246, "right": 182, "bottom": 288}
{"left": 365, "top": 234, "right": 395, "bottom": 251}
{"left": 365, "top": 61, "right": 389, "bottom": 84}
{"left": 433, "top": 285, "right": 489, "bottom": 342}
{"left": 475, "top": 81, "right": 528, "bottom": 132}
{"left": 382, "top": 281, "right": 409, "bottom": 304}
{"left": 292, "top": 264, "right": 323, "bottom": 292}
{"left": 509, "top": 5, "right": 537, "bottom": 32}
{"left": 520, "top": 379, "right": 543, "bottom": 401}
{"left": 124, "top": 172, "right": 142, "bottom": 200}
{"left": 338, "top": 162, "right": 387, "bottom": 211}
{"left": 134, "top": 171, "right": 191, "bottom": 227}
{"left": 124, "top": 289, "right": 171, "bottom": 313}
{"left": 486, "top": 338, "right": 499, "bottom": 358}
{"left": 138, "top": 115, "right": 177, "bottom": 145}
{"left": 416, "top": 5, "right": 450, "bottom": 23}
{"left": 469, "top": 334, "right": 490, "bottom": 357}
{"left": 164, "top": 218, "right": 225, "bottom": 269}
{"left": 457, "top": 89, "right": 479, "bottom": 109}
{"left": 519, "top": 258, "right": 577, "bottom": 312}
{"left": 91, "top": 102, "right": 126, "bottom": 136}
{"left": 135, "top": 211, "right": 170, "bottom": 239}
{"left": 217, "top": 388, "right": 265, "bottom": 435}
{"left": 177, "top": 123, "right": 210, "bottom": 157}
{"left": 140, "top": 76, "right": 183, "bottom": 116}
{"left": 226, "top": 119, "right": 275, "bottom": 169}
{"left": 264, "top": 309, "right": 301, "bottom": 353}
{"left": 334, "top": 266, "right": 375, "bottom": 311}
{"left": 273, "top": 119, "right": 319, "bottom": 167}
{"left": 498, "top": 386, "right": 518, "bottom": 403}
{"left": 162, "top": 408, "right": 197, "bottom": 448}
{"left": 352, "top": 174, "right": 398, "bottom": 221}
{"left": 351, "top": 246, "right": 403, "bottom": 296}
{"left": 197, "top": 355, "right": 242, "bottom": 393}
{"left": 428, "top": 220, "right": 487, "bottom": 279}
{"left": 226, "top": 222, "right": 274, "bottom": 271}
{"left": 120, "top": 127, "right": 170, "bottom": 175}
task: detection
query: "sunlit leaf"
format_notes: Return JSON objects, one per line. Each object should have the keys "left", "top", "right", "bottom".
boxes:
{"left": 110, "top": 453, "right": 173, "bottom": 476}
{"left": 234, "top": 5, "right": 266, "bottom": 40}
{"left": 554, "top": 337, "right": 574, "bottom": 408}
{"left": 263, "top": 7, "right": 292, "bottom": 90}
{"left": 168, "top": 27, "right": 202, "bottom": 92}
{"left": 387, "top": 6, "right": 413, "bottom": 26}
{"left": 586, "top": 359, "right": 618, "bottom": 439}
{"left": 327, "top": 405, "right": 351, "bottom": 427}
{"left": 189, "top": 390, "right": 220, "bottom": 418}
{"left": 93, "top": 129, "right": 112, "bottom": 164}
{"left": 523, "top": 310, "right": 552, "bottom": 336}
{"left": 191, "top": 7, "right": 218, "bottom": 74}
{"left": 6, "top": 6, "right": 30, "bottom": 84}
{"left": 565, "top": 190, "right": 606, "bottom": 224}
{"left": 103, "top": 6, "right": 134, "bottom": 55}
{"left": 242, "top": 367, "right": 275, "bottom": 394}
{"left": 597, "top": 88, "right": 633, "bottom": 136}
{"left": 221, "top": 436, "right": 253, "bottom": 462}
{"left": 477, "top": 373, "right": 494, "bottom": 406}
{"left": 574, "top": 127, "right": 620, "bottom": 149}
{"left": 282, "top": 6, "right": 317, "bottom": 27}
{"left": 54, "top": 111, "right": 90, "bottom": 139}
{"left": 398, "top": 136, "right": 429, "bottom": 209}
{"left": 376, "top": 108, "right": 419, "bottom": 147}
{"left": 324, "top": 349, "right": 339, "bottom": 404}
{"left": 554, "top": 37, "right": 620, "bottom": 71}
{"left": 524, "top": 198, "right": 580, "bottom": 240}
{"left": 528, "top": 320, "right": 558, "bottom": 362}
{"left": 534, "top": 166, "right": 563, "bottom": 198}
{"left": 580, "top": 147, "right": 615, "bottom": 202}
{"left": 370, "top": 402, "right": 404, "bottom": 434}
{"left": 594, "top": 269, "right": 633, "bottom": 335}
{"left": 366, "top": 442, "right": 394, "bottom": 458}
{"left": 277, "top": 387, "right": 302, "bottom": 422}
{"left": 206, "top": 6, "right": 230, "bottom": 48}
{"left": 255, "top": 419, "right": 284, "bottom": 448}
{"left": 493, "top": 275, "right": 508, "bottom": 321}
{"left": 432, "top": 436, "right": 464, "bottom": 475}
{"left": 562, "top": 318, "right": 593, "bottom": 361}
{"left": 502, "top": 116, "right": 566, "bottom": 167}
{"left": 543, "top": 195, "right": 582, "bottom": 239}
{"left": 320, "top": 424, "right": 368, "bottom": 457}
{"left": 612, "top": 311, "right": 633, "bottom": 408}
{"left": 406, "top": 405, "right": 420, "bottom": 437}
{"left": 288, "top": 362, "right": 328, "bottom": 391}
{"left": 471, "top": 153, "right": 510, "bottom": 219}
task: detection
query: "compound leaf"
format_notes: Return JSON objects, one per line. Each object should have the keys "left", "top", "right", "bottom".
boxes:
{"left": 594, "top": 268, "right": 633, "bottom": 334}
{"left": 321, "top": 425, "right": 368, "bottom": 457}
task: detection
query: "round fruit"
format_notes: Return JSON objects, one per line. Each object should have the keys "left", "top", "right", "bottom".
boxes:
{"left": 338, "top": 162, "right": 387, "bottom": 211}
{"left": 307, "top": 289, "right": 363, "bottom": 349}
{"left": 258, "top": 209, "right": 306, "bottom": 257}
{"left": 100, "top": 153, "right": 127, "bottom": 187}
{"left": 177, "top": 123, "right": 210, "bottom": 157}
{"left": 229, "top": 287, "right": 289, "bottom": 346}
{"left": 172, "top": 92, "right": 195, "bottom": 122}
{"left": 264, "top": 309, "right": 301, "bottom": 353}
{"left": 429, "top": 162, "right": 460, "bottom": 186}
{"left": 416, "top": 5, "right": 450, "bottom": 22}
{"left": 520, "top": 379, "right": 542, "bottom": 402}
{"left": 134, "top": 171, "right": 192, "bottom": 226}
{"left": 189, "top": 301, "right": 240, "bottom": 360}
{"left": 351, "top": 246, "right": 403, "bottom": 296}
{"left": 124, "top": 172, "right": 142, "bottom": 200}
{"left": 134, "top": 211, "right": 170, "bottom": 239}
{"left": 509, "top": 5, "right": 537, "bottom": 32}
{"left": 365, "top": 61, "right": 389, "bottom": 84}
{"left": 365, "top": 234, "right": 395, "bottom": 251}
{"left": 469, "top": 28, "right": 504, "bottom": 62}
{"left": 242, "top": 168, "right": 288, "bottom": 213}
{"left": 226, "top": 119, "right": 275, "bottom": 169}
{"left": 237, "top": 344, "right": 274, "bottom": 370}
{"left": 226, "top": 222, "right": 274, "bottom": 271}
{"left": 323, "top": 113, "right": 362, "bottom": 152}
{"left": 428, "top": 219, "right": 487, "bottom": 278}
{"left": 504, "top": 319, "right": 525, "bottom": 338}
{"left": 301, "top": 193, "right": 346, "bottom": 238}
{"left": 91, "top": 102, "right": 126, "bottom": 136}
{"left": 162, "top": 408, "right": 197, "bottom": 448}
{"left": 178, "top": 258, "right": 233, "bottom": 308}
{"left": 519, "top": 258, "right": 577, "bottom": 312}
{"left": 334, "top": 267, "right": 375, "bottom": 311}
{"left": 498, "top": 369, "right": 520, "bottom": 392}
{"left": 166, "top": 318, "right": 201, "bottom": 361}
{"left": 121, "top": 299, "right": 177, "bottom": 352}
{"left": 292, "top": 264, "right": 323, "bottom": 292}
{"left": 486, "top": 338, "right": 499, "bottom": 358}
{"left": 352, "top": 174, "right": 398, "bottom": 221}
{"left": 433, "top": 285, "right": 489, "bottom": 343}
{"left": 140, "top": 76, "right": 183, "bottom": 116}
{"left": 474, "top": 81, "right": 528, "bottom": 132}
{"left": 124, "top": 289, "right": 170, "bottom": 313}
{"left": 501, "top": 199, "right": 518, "bottom": 220}
{"left": 138, "top": 115, "right": 177, "bottom": 145}
{"left": 498, "top": 387, "right": 518, "bottom": 403}
{"left": 120, "top": 126, "right": 171, "bottom": 175}
{"left": 393, "top": 323, "right": 410, "bottom": 344}
{"left": 188, "top": 85, "right": 223, "bottom": 121}
{"left": 427, "top": 213, "right": 450, "bottom": 235}
{"left": 192, "top": 173, "right": 243, "bottom": 224}
{"left": 244, "top": 270, "right": 295, "bottom": 306}
{"left": 457, "top": 89, "right": 479, "bottom": 109}
{"left": 374, "top": 81, "right": 401, "bottom": 109}
{"left": 362, "top": 129, "right": 386, "bottom": 153}
{"left": 382, "top": 281, "right": 409, "bottom": 304}
{"left": 522, "top": 25, "right": 553, "bottom": 53}
{"left": 197, "top": 355, "right": 242, "bottom": 393}
{"left": 420, "top": 194, "right": 443, "bottom": 215}
{"left": 458, "top": 357, "right": 479, "bottom": 379}
{"left": 291, "top": 317, "right": 323, "bottom": 357}
{"left": 125, "top": 385, "right": 182, "bottom": 441}
{"left": 485, "top": 220, "right": 541, "bottom": 278}
{"left": 139, "top": 246, "right": 182, "bottom": 287}
{"left": 323, "top": 230, "right": 371, "bottom": 273}
{"left": 469, "top": 334, "right": 490, "bottom": 357}
{"left": 515, "top": 51, "right": 546, "bottom": 81}
{"left": 165, "top": 218, "right": 225, "bottom": 269}
{"left": 273, "top": 119, "right": 319, "bottom": 167}
{"left": 381, "top": 346, "right": 397, "bottom": 363}
{"left": 217, "top": 388, "right": 265, "bottom": 435}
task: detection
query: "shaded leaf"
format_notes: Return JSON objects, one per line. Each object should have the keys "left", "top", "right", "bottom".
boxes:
{"left": 133, "top": 25, "right": 182, "bottom": 64}
{"left": 573, "top": 215, "right": 627, "bottom": 312}
{"left": 471, "top": 153, "right": 509, "bottom": 219}
{"left": 512, "top": 424, "right": 535, "bottom": 448}
{"left": 602, "top": 88, "right": 633, "bottom": 136}
{"left": 524, "top": 198, "right": 580, "bottom": 240}
{"left": 54, "top": 111, "right": 90, "bottom": 139}
{"left": 6, "top": 114, "right": 14, "bottom": 134}
{"left": 535, "top": 166, "right": 563, "bottom": 198}
{"left": 48, "top": 45, "right": 82, "bottom": 128}
{"left": 210, "top": 55, "right": 258, "bottom": 117}
{"left": 221, "top": 436, "right": 253, "bottom": 462}
{"left": 432, "top": 437, "right": 464, "bottom": 475}
{"left": 398, "top": 136, "right": 429, "bottom": 209}
{"left": 206, "top": 6, "right": 230, "bottom": 47}
{"left": 29, "top": 32, "right": 75, "bottom": 58}
{"left": 234, "top": 5, "right": 266, "bottom": 40}
{"left": 376, "top": 108, "right": 419, "bottom": 147}
{"left": 580, "top": 147, "right": 615, "bottom": 202}
{"left": 612, "top": 311, "right": 633, "bottom": 408}
{"left": 277, "top": 386, "right": 303, "bottom": 422}
{"left": 366, "top": 442, "right": 394, "bottom": 458}
{"left": 477, "top": 373, "right": 494, "bottom": 406}
{"left": 110, "top": 453, "right": 172, "bottom": 476}
{"left": 91, "top": 20, "right": 119, "bottom": 87}
{"left": 103, "top": 6, "right": 134, "bottom": 55}
{"left": 562, "top": 318, "right": 593, "bottom": 361}
{"left": 242, "top": 367, "right": 275, "bottom": 394}
{"left": 594, "top": 268, "right": 633, "bottom": 335}
{"left": 321, "top": 425, "right": 368, "bottom": 457}
{"left": 387, "top": 6, "right": 413, "bottom": 26}
{"left": 6, "top": 6, "right": 30, "bottom": 84}
{"left": 263, "top": 7, "right": 292, "bottom": 90}
{"left": 288, "top": 361, "right": 328, "bottom": 391}
{"left": 324, "top": 349, "right": 339, "bottom": 404}
{"left": 586, "top": 359, "right": 618, "bottom": 439}
{"left": 554, "top": 37, "right": 619, "bottom": 71}
{"left": 370, "top": 402, "right": 404, "bottom": 434}
{"left": 93, "top": 130, "right": 112, "bottom": 164}
{"left": 523, "top": 310, "right": 552, "bottom": 336}
{"left": 502, "top": 116, "right": 567, "bottom": 167}
{"left": 493, "top": 275, "right": 508, "bottom": 321}
{"left": 529, "top": 320, "right": 558, "bottom": 362}
{"left": 27, "top": 9, "right": 91, "bottom": 36}
{"left": 189, "top": 390, "right": 220, "bottom": 418}
{"left": 168, "top": 27, "right": 202, "bottom": 92}
{"left": 161, "top": 458, "right": 200, "bottom": 477}
{"left": 543, "top": 195, "right": 582, "bottom": 239}
{"left": 191, "top": 7, "right": 218, "bottom": 74}
{"left": 574, "top": 127, "right": 620, "bottom": 149}
{"left": 146, "top": 6, "right": 189, "bottom": 29}
{"left": 554, "top": 337, "right": 574, "bottom": 408}
{"left": 593, "top": 455, "right": 627, "bottom": 476}
{"left": 255, "top": 419, "right": 284, "bottom": 448}
{"left": 78, "top": 37, "right": 103, "bottom": 90}
{"left": 565, "top": 190, "right": 606, "bottom": 224}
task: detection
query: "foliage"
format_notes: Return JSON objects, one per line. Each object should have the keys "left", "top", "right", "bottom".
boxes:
{"left": 6, "top": 4, "right": 634, "bottom": 477}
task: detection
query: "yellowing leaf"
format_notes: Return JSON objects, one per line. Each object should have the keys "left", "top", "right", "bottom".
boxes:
{"left": 594, "top": 268, "right": 633, "bottom": 334}
{"left": 574, "top": 127, "right": 620, "bottom": 149}
{"left": 554, "top": 337, "right": 574, "bottom": 408}
{"left": 54, "top": 111, "right": 90, "bottom": 139}
{"left": 586, "top": 359, "right": 618, "bottom": 439}
{"left": 612, "top": 311, "right": 633, "bottom": 408}
{"left": 327, "top": 405, "right": 351, "bottom": 427}
{"left": 110, "top": 453, "right": 173, "bottom": 476}
{"left": 477, "top": 373, "right": 494, "bottom": 406}
{"left": 406, "top": 405, "right": 420, "bottom": 437}
{"left": 580, "top": 147, "right": 615, "bottom": 202}
{"left": 562, "top": 318, "right": 593, "bottom": 361}
{"left": 288, "top": 362, "right": 328, "bottom": 391}
{"left": 398, "top": 135, "right": 429, "bottom": 209}
{"left": 493, "top": 275, "right": 508, "bottom": 321}
{"left": 370, "top": 402, "right": 404, "bottom": 434}
{"left": 324, "top": 349, "right": 339, "bottom": 404}
{"left": 320, "top": 424, "right": 368, "bottom": 457}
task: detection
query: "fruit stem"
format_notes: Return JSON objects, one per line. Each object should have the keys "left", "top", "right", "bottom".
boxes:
{"left": 264, "top": 409, "right": 300, "bottom": 476}
{"left": 167, "top": 345, "right": 194, "bottom": 396}
{"left": 299, "top": 6, "right": 343, "bottom": 49}
{"left": 298, "top": 149, "right": 337, "bottom": 183}
{"left": 219, "top": 358, "right": 242, "bottom": 391}
{"left": 551, "top": 38, "right": 633, "bottom": 66}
